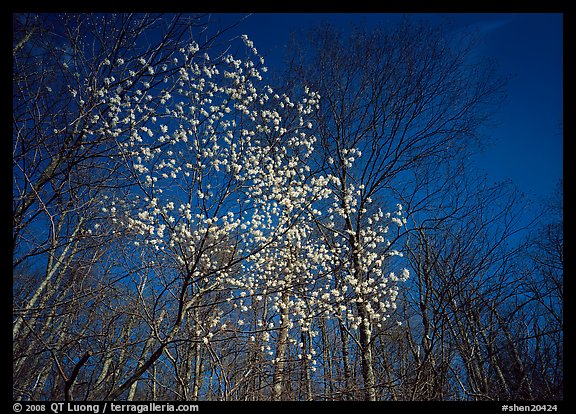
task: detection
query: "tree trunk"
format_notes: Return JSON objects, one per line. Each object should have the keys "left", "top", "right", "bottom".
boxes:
{"left": 301, "top": 331, "right": 313, "bottom": 401}
{"left": 190, "top": 338, "right": 203, "bottom": 400}
{"left": 320, "top": 318, "right": 334, "bottom": 400}
{"left": 357, "top": 300, "right": 376, "bottom": 401}
{"left": 127, "top": 311, "right": 166, "bottom": 400}
{"left": 338, "top": 319, "right": 352, "bottom": 399}
{"left": 272, "top": 293, "right": 290, "bottom": 401}
{"left": 13, "top": 216, "right": 84, "bottom": 340}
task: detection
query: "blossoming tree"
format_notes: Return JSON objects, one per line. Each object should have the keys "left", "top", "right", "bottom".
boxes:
{"left": 14, "top": 14, "right": 410, "bottom": 401}
{"left": 91, "top": 30, "right": 410, "bottom": 399}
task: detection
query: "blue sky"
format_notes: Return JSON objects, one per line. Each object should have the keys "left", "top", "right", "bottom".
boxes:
{"left": 212, "top": 13, "right": 563, "bottom": 202}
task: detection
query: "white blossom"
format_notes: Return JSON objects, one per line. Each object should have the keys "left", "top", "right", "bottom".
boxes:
{"left": 102, "top": 32, "right": 409, "bottom": 361}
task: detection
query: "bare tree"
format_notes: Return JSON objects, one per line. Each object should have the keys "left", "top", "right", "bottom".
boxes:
{"left": 280, "top": 19, "right": 507, "bottom": 400}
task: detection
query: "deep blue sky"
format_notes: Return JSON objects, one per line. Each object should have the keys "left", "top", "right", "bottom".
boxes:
{"left": 213, "top": 13, "right": 563, "bottom": 202}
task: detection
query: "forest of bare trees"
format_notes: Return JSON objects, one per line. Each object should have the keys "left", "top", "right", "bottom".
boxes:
{"left": 13, "top": 13, "right": 562, "bottom": 402}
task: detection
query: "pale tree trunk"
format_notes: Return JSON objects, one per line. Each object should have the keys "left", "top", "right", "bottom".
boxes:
{"left": 320, "top": 318, "right": 334, "bottom": 400}
{"left": 479, "top": 325, "right": 510, "bottom": 398}
{"left": 92, "top": 316, "right": 134, "bottom": 398}
{"left": 151, "top": 364, "right": 158, "bottom": 400}
{"left": 14, "top": 246, "right": 100, "bottom": 384}
{"left": 301, "top": 331, "right": 313, "bottom": 400}
{"left": 190, "top": 340, "right": 203, "bottom": 400}
{"left": 128, "top": 310, "right": 166, "bottom": 400}
{"left": 94, "top": 355, "right": 113, "bottom": 397}
{"left": 357, "top": 300, "right": 376, "bottom": 401}
{"left": 254, "top": 293, "right": 269, "bottom": 400}
{"left": 180, "top": 345, "right": 193, "bottom": 400}
{"left": 27, "top": 315, "right": 67, "bottom": 400}
{"left": 108, "top": 296, "right": 199, "bottom": 400}
{"left": 338, "top": 319, "right": 352, "bottom": 399}
{"left": 13, "top": 216, "right": 84, "bottom": 340}
{"left": 272, "top": 293, "right": 290, "bottom": 401}
{"left": 494, "top": 309, "right": 534, "bottom": 397}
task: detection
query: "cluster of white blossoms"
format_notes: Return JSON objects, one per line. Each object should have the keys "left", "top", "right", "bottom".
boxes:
{"left": 85, "top": 34, "right": 409, "bottom": 363}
